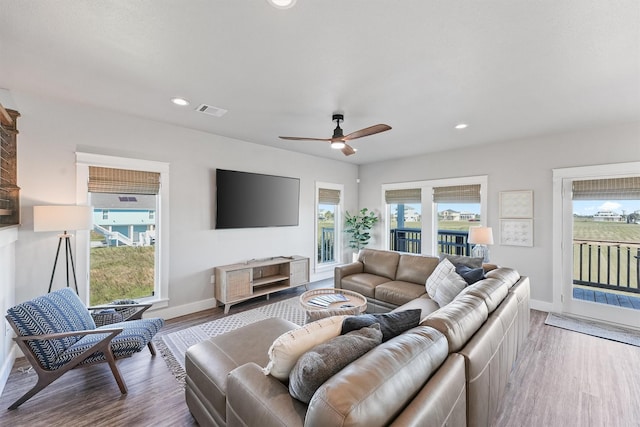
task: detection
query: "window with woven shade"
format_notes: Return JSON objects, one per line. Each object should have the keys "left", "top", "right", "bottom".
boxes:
{"left": 316, "top": 184, "right": 343, "bottom": 267}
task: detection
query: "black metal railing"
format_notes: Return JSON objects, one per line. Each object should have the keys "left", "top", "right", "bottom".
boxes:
{"left": 573, "top": 240, "right": 640, "bottom": 294}
{"left": 389, "top": 228, "right": 471, "bottom": 256}
{"left": 318, "top": 227, "right": 335, "bottom": 263}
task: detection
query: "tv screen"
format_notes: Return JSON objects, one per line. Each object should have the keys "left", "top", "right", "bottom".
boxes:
{"left": 215, "top": 169, "right": 300, "bottom": 229}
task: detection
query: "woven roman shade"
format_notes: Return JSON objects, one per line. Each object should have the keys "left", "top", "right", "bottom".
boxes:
{"left": 319, "top": 188, "right": 341, "bottom": 205}
{"left": 433, "top": 184, "right": 481, "bottom": 203}
{"left": 572, "top": 177, "right": 640, "bottom": 200}
{"left": 385, "top": 188, "right": 421, "bottom": 204}
{"left": 88, "top": 166, "right": 160, "bottom": 195}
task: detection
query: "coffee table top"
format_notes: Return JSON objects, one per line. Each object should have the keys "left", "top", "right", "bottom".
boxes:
{"left": 299, "top": 288, "right": 367, "bottom": 318}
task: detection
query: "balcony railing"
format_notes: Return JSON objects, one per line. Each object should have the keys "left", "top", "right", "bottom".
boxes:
{"left": 318, "top": 226, "right": 335, "bottom": 263}
{"left": 389, "top": 228, "right": 471, "bottom": 256}
{"left": 573, "top": 240, "right": 640, "bottom": 294}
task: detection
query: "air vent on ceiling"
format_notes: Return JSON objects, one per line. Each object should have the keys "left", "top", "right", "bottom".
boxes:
{"left": 196, "top": 104, "right": 228, "bottom": 117}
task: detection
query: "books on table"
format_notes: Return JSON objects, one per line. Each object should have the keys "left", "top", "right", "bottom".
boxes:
{"left": 307, "top": 293, "right": 349, "bottom": 308}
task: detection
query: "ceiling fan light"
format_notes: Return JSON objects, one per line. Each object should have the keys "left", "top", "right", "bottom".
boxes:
{"left": 331, "top": 141, "right": 346, "bottom": 149}
{"left": 267, "top": 0, "right": 296, "bottom": 9}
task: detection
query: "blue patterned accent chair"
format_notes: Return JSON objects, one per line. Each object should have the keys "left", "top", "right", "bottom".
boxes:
{"left": 5, "top": 288, "right": 164, "bottom": 410}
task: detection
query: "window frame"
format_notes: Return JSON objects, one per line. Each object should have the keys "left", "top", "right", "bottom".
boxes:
{"left": 381, "top": 175, "right": 487, "bottom": 255}
{"left": 315, "top": 181, "right": 343, "bottom": 274}
{"left": 76, "top": 152, "right": 170, "bottom": 308}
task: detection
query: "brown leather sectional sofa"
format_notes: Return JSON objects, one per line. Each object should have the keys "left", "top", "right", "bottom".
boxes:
{"left": 185, "top": 249, "right": 530, "bottom": 427}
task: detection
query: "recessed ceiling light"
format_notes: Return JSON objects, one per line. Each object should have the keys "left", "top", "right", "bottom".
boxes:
{"left": 267, "top": 0, "right": 296, "bottom": 9}
{"left": 455, "top": 123, "right": 468, "bottom": 129}
{"left": 171, "top": 97, "right": 190, "bottom": 107}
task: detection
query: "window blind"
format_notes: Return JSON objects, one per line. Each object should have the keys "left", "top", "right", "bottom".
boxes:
{"left": 572, "top": 177, "right": 640, "bottom": 200}
{"left": 319, "top": 188, "right": 341, "bottom": 205}
{"left": 88, "top": 166, "right": 161, "bottom": 195}
{"left": 433, "top": 184, "right": 481, "bottom": 203}
{"left": 385, "top": 188, "right": 421, "bottom": 204}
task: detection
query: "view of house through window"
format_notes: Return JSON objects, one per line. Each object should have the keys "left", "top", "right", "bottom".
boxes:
{"left": 88, "top": 166, "right": 160, "bottom": 305}
{"left": 571, "top": 177, "right": 640, "bottom": 310}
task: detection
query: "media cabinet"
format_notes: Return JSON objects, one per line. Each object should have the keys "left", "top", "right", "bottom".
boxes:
{"left": 214, "top": 256, "right": 310, "bottom": 313}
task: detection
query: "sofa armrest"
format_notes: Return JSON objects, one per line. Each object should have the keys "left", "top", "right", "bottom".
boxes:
{"left": 226, "top": 362, "right": 306, "bottom": 427}
{"left": 334, "top": 262, "right": 364, "bottom": 288}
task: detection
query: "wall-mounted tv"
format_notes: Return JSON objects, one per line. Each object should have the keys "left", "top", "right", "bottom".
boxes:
{"left": 215, "top": 169, "right": 300, "bottom": 229}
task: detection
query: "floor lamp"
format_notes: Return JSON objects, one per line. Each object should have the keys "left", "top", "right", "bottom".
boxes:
{"left": 34, "top": 205, "right": 93, "bottom": 293}
{"left": 468, "top": 226, "right": 494, "bottom": 263}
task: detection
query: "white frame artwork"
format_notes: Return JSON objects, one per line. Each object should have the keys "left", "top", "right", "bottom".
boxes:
{"left": 499, "top": 190, "right": 533, "bottom": 219}
{"left": 500, "top": 219, "right": 534, "bottom": 247}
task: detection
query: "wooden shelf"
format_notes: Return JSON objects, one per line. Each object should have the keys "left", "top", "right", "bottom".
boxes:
{"left": 214, "top": 256, "right": 309, "bottom": 314}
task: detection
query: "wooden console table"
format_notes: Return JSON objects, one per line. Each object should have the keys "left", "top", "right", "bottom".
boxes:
{"left": 214, "top": 256, "right": 309, "bottom": 314}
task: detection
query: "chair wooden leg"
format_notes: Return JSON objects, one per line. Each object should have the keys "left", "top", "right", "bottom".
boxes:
{"left": 147, "top": 341, "right": 157, "bottom": 356}
{"left": 104, "top": 348, "right": 127, "bottom": 394}
{"left": 8, "top": 374, "right": 59, "bottom": 410}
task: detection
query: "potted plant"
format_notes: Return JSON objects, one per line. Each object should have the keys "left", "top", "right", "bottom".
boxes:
{"left": 345, "top": 208, "right": 379, "bottom": 261}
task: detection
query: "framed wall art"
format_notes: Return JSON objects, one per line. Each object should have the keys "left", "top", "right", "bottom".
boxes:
{"left": 500, "top": 219, "right": 533, "bottom": 247}
{"left": 499, "top": 190, "right": 533, "bottom": 219}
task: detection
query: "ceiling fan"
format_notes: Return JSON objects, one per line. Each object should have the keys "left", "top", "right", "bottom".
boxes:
{"left": 279, "top": 114, "right": 392, "bottom": 156}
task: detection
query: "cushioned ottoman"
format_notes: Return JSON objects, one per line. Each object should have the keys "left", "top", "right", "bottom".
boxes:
{"left": 185, "top": 317, "right": 298, "bottom": 427}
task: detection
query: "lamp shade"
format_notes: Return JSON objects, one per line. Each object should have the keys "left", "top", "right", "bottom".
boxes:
{"left": 33, "top": 205, "right": 93, "bottom": 232}
{"left": 468, "top": 226, "right": 494, "bottom": 245}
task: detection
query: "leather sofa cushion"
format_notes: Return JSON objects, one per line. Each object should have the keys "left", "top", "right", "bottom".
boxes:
{"left": 395, "top": 254, "right": 439, "bottom": 284}
{"left": 484, "top": 267, "right": 520, "bottom": 288}
{"left": 392, "top": 295, "right": 440, "bottom": 321}
{"left": 359, "top": 248, "right": 400, "bottom": 280}
{"left": 340, "top": 273, "right": 390, "bottom": 298}
{"left": 457, "top": 277, "right": 509, "bottom": 313}
{"left": 306, "top": 326, "right": 448, "bottom": 427}
{"left": 390, "top": 353, "right": 467, "bottom": 427}
{"left": 422, "top": 294, "right": 488, "bottom": 353}
{"left": 185, "top": 317, "right": 297, "bottom": 426}
{"left": 375, "top": 281, "right": 427, "bottom": 306}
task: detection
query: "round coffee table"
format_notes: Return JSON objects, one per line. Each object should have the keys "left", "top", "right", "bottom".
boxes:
{"left": 299, "top": 288, "right": 367, "bottom": 322}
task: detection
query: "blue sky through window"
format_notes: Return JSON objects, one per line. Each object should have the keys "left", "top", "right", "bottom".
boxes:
{"left": 573, "top": 200, "right": 640, "bottom": 216}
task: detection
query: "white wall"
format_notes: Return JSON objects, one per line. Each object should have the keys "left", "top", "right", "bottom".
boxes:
{"left": 12, "top": 91, "right": 359, "bottom": 316}
{"left": 358, "top": 122, "right": 640, "bottom": 309}
{"left": 0, "top": 227, "right": 18, "bottom": 393}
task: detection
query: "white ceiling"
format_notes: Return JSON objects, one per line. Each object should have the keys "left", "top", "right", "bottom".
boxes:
{"left": 1, "top": 1, "right": 639, "bottom": 165}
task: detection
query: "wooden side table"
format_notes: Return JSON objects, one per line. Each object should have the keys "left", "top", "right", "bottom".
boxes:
{"left": 299, "top": 288, "right": 367, "bottom": 322}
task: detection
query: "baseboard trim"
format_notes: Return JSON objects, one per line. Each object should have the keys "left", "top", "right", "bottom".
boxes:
{"left": 530, "top": 299, "right": 553, "bottom": 312}
{"left": 0, "top": 343, "right": 18, "bottom": 398}
{"left": 153, "top": 298, "right": 218, "bottom": 320}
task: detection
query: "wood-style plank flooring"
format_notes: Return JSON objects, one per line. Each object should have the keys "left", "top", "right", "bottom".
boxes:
{"left": 1, "top": 289, "right": 639, "bottom": 426}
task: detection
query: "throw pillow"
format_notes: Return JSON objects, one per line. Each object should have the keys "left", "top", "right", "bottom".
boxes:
{"left": 456, "top": 264, "right": 485, "bottom": 285}
{"left": 288, "top": 323, "right": 383, "bottom": 403}
{"left": 263, "top": 315, "right": 347, "bottom": 381}
{"left": 439, "top": 253, "right": 483, "bottom": 269}
{"left": 425, "top": 258, "right": 468, "bottom": 307}
{"left": 340, "top": 309, "right": 421, "bottom": 342}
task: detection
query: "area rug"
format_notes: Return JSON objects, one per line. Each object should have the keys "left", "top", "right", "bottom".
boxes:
{"left": 155, "top": 296, "right": 307, "bottom": 387}
{"left": 544, "top": 312, "right": 640, "bottom": 347}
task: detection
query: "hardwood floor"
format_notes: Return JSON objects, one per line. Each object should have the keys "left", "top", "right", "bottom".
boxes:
{"left": 1, "top": 289, "right": 639, "bottom": 426}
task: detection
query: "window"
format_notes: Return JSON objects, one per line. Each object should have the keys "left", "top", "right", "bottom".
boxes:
{"left": 385, "top": 188, "right": 422, "bottom": 253}
{"left": 76, "top": 153, "right": 169, "bottom": 308}
{"left": 316, "top": 183, "right": 343, "bottom": 271}
{"left": 383, "top": 176, "right": 487, "bottom": 256}
{"left": 553, "top": 162, "right": 640, "bottom": 329}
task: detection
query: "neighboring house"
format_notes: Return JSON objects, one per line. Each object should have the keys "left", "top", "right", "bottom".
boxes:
{"left": 593, "top": 211, "right": 622, "bottom": 222}
{"left": 440, "top": 209, "right": 461, "bottom": 221}
{"left": 91, "top": 194, "right": 156, "bottom": 246}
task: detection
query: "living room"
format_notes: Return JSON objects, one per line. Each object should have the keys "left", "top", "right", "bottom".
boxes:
{"left": 0, "top": 1, "right": 639, "bottom": 425}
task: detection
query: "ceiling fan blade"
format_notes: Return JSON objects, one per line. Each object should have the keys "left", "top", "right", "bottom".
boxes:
{"left": 341, "top": 144, "right": 356, "bottom": 156}
{"left": 279, "top": 136, "right": 332, "bottom": 141}
{"left": 343, "top": 124, "right": 392, "bottom": 141}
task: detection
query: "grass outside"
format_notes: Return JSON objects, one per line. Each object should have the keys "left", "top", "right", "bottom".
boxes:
{"left": 90, "top": 245, "right": 155, "bottom": 305}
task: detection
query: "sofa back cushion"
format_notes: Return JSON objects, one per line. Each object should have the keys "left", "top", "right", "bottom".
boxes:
{"left": 421, "top": 294, "right": 488, "bottom": 353}
{"left": 306, "top": 326, "right": 448, "bottom": 427}
{"left": 359, "top": 249, "right": 400, "bottom": 280}
{"left": 457, "top": 277, "right": 509, "bottom": 314}
{"left": 395, "top": 254, "right": 439, "bottom": 284}
{"left": 484, "top": 267, "right": 520, "bottom": 288}
{"left": 6, "top": 288, "right": 96, "bottom": 370}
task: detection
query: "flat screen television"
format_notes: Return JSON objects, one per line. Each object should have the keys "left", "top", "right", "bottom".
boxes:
{"left": 215, "top": 169, "right": 300, "bottom": 229}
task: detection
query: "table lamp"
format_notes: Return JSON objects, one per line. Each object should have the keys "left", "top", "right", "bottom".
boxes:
{"left": 468, "top": 226, "right": 494, "bottom": 263}
{"left": 34, "top": 205, "right": 93, "bottom": 293}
